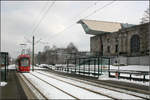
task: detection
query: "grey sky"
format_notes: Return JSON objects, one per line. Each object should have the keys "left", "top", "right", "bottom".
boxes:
{"left": 1, "top": 1, "right": 149, "bottom": 58}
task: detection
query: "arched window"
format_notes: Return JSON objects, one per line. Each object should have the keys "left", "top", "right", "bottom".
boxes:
{"left": 130, "top": 35, "right": 140, "bottom": 53}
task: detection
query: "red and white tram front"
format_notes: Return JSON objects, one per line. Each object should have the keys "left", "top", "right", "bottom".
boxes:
{"left": 17, "top": 55, "right": 30, "bottom": 72}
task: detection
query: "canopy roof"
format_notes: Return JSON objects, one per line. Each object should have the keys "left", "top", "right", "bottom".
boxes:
{"left": 77, "top": 19, "right": 135, "bottom": 35}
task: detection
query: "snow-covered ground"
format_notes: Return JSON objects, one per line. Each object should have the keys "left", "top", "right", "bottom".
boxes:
{"left": 3, "top": 64, "right": 150, "bottom": 72}
{"left": 2, "top": 64, "right": 150, "bottom": 87}
{"left": 110, "top": 65, "right": 149, "bottom": 71}
{"left": 23, "top": 72, "right": 110, "bottom": 99}
{"left": 0, "top": 82, "right": 7, "bottom": 87}
{"left": 8, "top": 64, "right": 16, "bottom": 69}
{"left": 1, "top": 64, "right": 149, "bottom": 98}
{"left": 23, "top": 73, "right": 75, "bottom": 99}
{"left": 38, "top": 71, "right": 150, "bottom": 99}
{"left": 47, "top": 64, "right": 150, "bottom": 83}
{"left": 37, "top": 64, "right": 150, "bottom": 85}
{"left": 22, "top": 71, "right": 149, "bottom": 99}
{"left": 98, "top": 72, "right": 150, "bottom": 86}
{"left": 7, "top": 64, "right": 46, "bottom": 70}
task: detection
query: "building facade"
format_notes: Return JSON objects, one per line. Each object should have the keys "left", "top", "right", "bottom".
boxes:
{"left": 78, "top": 19, "right": 150, "bottom": 57}
{"left": 78, "top": 19, "right": 150, "bottom": 65}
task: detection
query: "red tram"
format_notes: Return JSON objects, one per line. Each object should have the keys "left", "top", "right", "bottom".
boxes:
{"left": 16, "top": 54, "right": 30, "bottom": 72}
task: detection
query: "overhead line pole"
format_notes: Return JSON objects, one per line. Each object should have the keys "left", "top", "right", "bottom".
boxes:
{"left": 32, "top": 36, "right": 35, "bottom": 71}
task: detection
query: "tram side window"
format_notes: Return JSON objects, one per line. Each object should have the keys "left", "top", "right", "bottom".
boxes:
{"left": 20, "top": 58, "right": 29, "bottom": 67}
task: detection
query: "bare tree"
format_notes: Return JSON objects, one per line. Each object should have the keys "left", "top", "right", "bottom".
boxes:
{"left": 66, "top": 42, "right": 78, "bottom": 59}
{"left": 66, "top": 42, "right": 78, "bottom": 53}
{"left": 35, "top": 43, "right": 79, "bottom": 65}
{"left": 140, "top": 8, "right": 150, "bottom": 24}
{"left": 43, "top": 45, "right": 50, "bottom": 52}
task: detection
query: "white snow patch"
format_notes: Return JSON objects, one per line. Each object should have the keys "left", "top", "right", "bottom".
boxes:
{"left": 110, "top": 65, "right": 149, "bottom": 71}
{"left": 8, "top": 64, "right": 16, "bottom": 69}
{"left": 0, "top": 81, "right": 7, "bottom": 87}
{"left": 98, "top": 72, "right": 150, "bottom": 86}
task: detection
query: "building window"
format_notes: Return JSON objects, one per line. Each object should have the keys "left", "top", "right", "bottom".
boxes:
{"left": 130, "top": 35, "right": 140, "bottom": 53}
{"left": 115, "top": 45, "right": 118, "bottom": 53}
{"left": 107, "top": 46, "right": 110, "bottom": 53}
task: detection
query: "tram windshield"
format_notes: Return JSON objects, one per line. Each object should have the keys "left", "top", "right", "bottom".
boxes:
{"left": 20, "top": 58, "right": 29, "bottom": 67}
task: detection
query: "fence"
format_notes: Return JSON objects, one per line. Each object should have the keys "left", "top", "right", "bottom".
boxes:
{"left": 53, "top": 56, "right": 111, "bottom": 77}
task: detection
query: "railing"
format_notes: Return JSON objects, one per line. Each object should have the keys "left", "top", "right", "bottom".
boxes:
{"left": 109, "top": 69, "right": 150, "bottom": 82}
{"left": 47, "top": 56, "right": 111, "bottom": 78}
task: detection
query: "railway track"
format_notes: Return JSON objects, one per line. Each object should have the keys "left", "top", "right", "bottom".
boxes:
{"left": 48, "top": 69, "right": 150, "bottom": 93}
{"left": 29, "top": 73, "right": 79, "bottom": 99}
{"left": 19, "top": 73, "right": 48, "bottom": 99}
{"left": 29, "top": 72, "right": 111, "bottom": 99}
{"left": 34, "top": 71, "right": 146, "bottom": 99}
{"left": 39, "top": 70, "right": 150, "bottom": 99}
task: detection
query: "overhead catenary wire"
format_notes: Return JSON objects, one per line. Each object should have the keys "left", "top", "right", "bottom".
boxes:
{"left": 31, "top": 1, "right": 55, "bottom": 37}
{"left": 68, "top": 2, "right": 99, "bottom": 24}
{"left": 27, "top": 1, "right": 116, "bottom": 53}
{"left": 24, "top": 1, "right": 50, "bottom": 43}
{"left": 83, "top": 0, "right": 116, "bottom": 19}
{"left": 24, "top": 1, "right": 50, "bottom": 37}
{"left": 24, "top": 1, "right": 55, "bottom": 57}
{"left": 42, "top": 2, "right": 99, "bottom": 40}
{"left": 46, "top": 1, "right": 116, "bottom": 41}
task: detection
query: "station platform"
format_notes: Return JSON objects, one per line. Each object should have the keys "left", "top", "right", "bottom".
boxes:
{"left": 0, "top": 70, "right": 27, "bottom": 99}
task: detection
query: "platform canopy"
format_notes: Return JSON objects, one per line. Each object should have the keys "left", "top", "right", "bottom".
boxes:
{"left": 77, "top": 19, "right": 134, "bottom": 35}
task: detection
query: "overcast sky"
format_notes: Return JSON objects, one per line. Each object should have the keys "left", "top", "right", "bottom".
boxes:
{"left": 1, "top": 1, "right": 149, "bottom": 58}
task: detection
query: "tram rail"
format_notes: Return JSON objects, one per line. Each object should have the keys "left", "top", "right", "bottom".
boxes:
{"left": 41, "top": 69, "right": 150, "bottom": 99}
{"left": 35, "top": 71, "right": 146, "bottom": 99}
{"left": 19, "top": 73, "right": 48, "bottom": 99}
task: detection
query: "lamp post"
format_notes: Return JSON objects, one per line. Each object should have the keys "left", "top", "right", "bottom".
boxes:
{"left": 32, "top": 36, "right": 34, "bottom": 71}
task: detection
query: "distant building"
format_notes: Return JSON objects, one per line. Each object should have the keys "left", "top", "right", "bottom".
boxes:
{"left": 78, "top": 19, "right": 150, "bottom": 65}
{"left": 52, "top": 48, "right": 90, "bottom": 64}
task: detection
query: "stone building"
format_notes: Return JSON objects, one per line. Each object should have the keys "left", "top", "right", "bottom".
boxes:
{"left": 78, "top": 19, "right": 150, "bottom": 65}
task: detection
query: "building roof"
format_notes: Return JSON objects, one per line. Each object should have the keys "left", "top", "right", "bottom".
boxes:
{"left": 77, "top": 19, "right": 135, "bottom": 35}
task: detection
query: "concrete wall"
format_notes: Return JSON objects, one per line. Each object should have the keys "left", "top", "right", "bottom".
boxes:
{"left": 90, "top": 36, "right": 101, "bottom": 53}
{"left": 111, "top": 56, "right": 127, "bottom": 65}
{"left": 111, "top": 56, "right": 150, "bottom": 65}
{"left": 127, "top": 56, "right": 150, "bottom": 65}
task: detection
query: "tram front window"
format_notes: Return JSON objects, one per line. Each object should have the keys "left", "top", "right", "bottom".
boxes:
{"left": 20, "top": 58, "right": 29, "bottom": 67}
